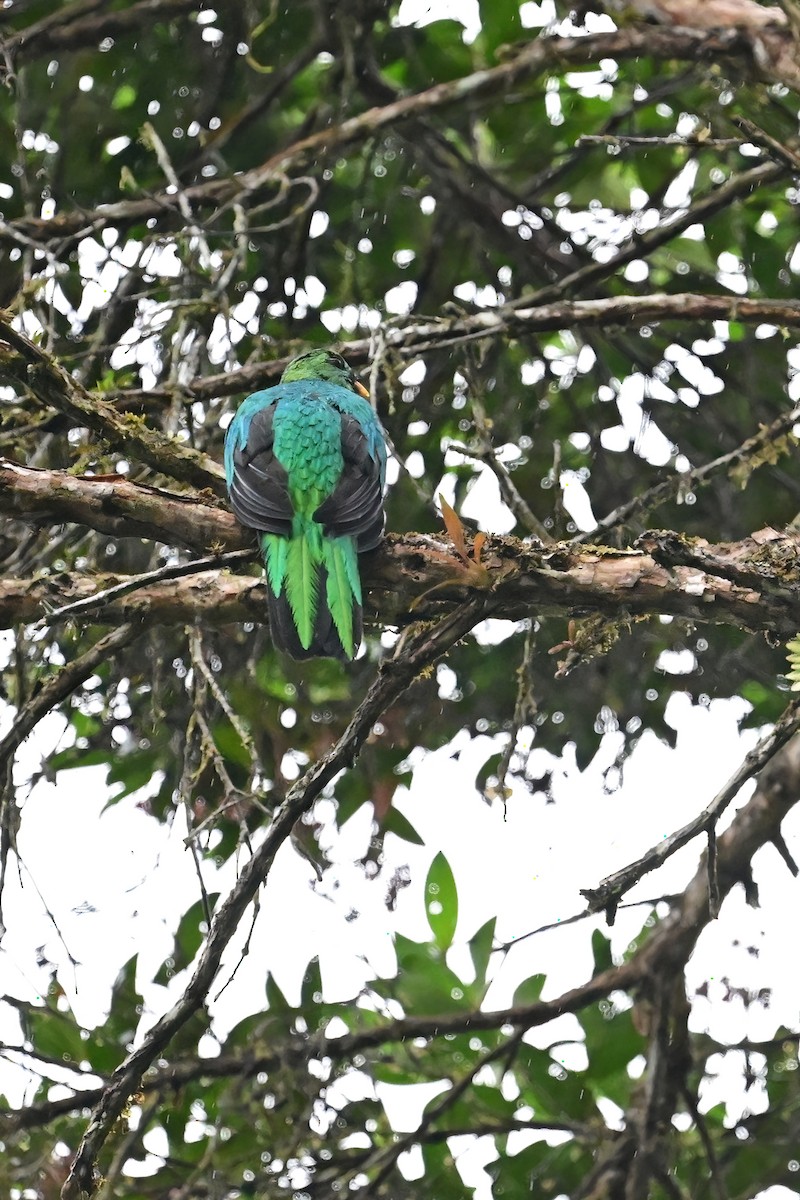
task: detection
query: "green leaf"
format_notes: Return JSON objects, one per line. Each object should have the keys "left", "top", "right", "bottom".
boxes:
{"left": 24, "top": 1000, "right": 84, "bottom": 1065}
{"left": 111, "top": 84, "right": 136, "bottom": 110}
{"left": 154, "top": 894, "right": 219, "bottom": 984}
{"left": 516, "top": 1044, "right": 594, "bottom": 1121}
{"left": 382, "top": 806, "right": 425, "bottom": 844}
{"left": 264, "top": 971, "right": 291, "bottom": 1015}
{"left": 394, "top": 934, "right": 467, "bottom": 1014}
{"left": 488, "top": 1137, "right": 592, "bottom": 1197}
{"left": 477, "top": 0, "right": 523, "bottom": 56}
{"left": 581, "top": 1002, "right": 643, "bottom": 1107}
{"left": 469, "top": 916, "right": 497, "bottom": 986}
{"left": 425, "top": 851, "right": 458, "bottom": 950}
{"left": 300, "top": 956, "right": 323, "bottom": 1009}
{"left": 591, "top": 928, "right": 613, "bottom": 975}
{"left": 512, "top": 973, "right": 546, "bottom": 1008}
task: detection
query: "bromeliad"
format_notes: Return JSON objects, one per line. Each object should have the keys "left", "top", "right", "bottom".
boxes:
{"left": 224, "top": 349, "right": 387, "bottom": 660}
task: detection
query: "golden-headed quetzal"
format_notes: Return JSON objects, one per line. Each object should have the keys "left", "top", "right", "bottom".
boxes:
{"left": 224, "top": 349, "right": 387, "bottom": 660}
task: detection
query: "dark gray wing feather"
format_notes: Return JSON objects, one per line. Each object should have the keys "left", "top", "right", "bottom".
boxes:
{"left": 314, "top": 412, "right": 385, "bottom": 551}
{"left": 228, "top": 406, "right": 293, "bottom": 535}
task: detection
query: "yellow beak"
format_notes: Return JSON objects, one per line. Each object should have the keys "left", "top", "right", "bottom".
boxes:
{"left": 354, "top": 379, "right": 370, "bottom": 399}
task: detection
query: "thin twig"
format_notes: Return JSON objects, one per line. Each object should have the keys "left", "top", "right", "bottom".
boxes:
{"left": 31, "top": 549, "right": 256, "bottom": 628}
{"left": 680, "top": 1084, "right": 730, "bottom": 1200}
{"left": 16, "top": 854, "right": 80, "bottom": 988}
{"left": 2, "top": 28, "right": 774, "bottom": 245}
{"left": 188, "top": 629, "right": 265, "bottom": 783}
{"left": 0, "top": 623, "right": 143, "bottom": 775}
{"left": 462, "top": 355, "right": 553, "bottom": 541}
{"left": 707, "top": 826, "right": 720, "bottom": 919}
{"left": 517, "top": 160, "right": 783, "bottom": 309}
{"left": 99, "top": 293, "right": 800, "bottom": 407}
{"left": 496, "top": 895, "right": 680, "bottom": 953}
{"left": 0, "top": 624, "right": 143, "bottom": 940}
{"left": 728, "top": 115, "right": 800, "bottom": 172}
{"left": 577, "top": 133, "right": 744, "bottom": 150}
{"left": 489, "top": 623, "right": 538, "bottom": 808}
{"left": 351, "top": 1028, "right": 527, "bottom": 1196}
{"left": 573, "top": 399, "right": 800, "bottom": 543}
{"left": 581, "top": 697, "right": 800, "bottom": 920}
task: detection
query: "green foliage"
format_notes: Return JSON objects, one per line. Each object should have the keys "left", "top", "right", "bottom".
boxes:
{"left": 1, "top": 0, "right": 799, "bottom": 1196}
{"left": 426, "top": 850, "right": 459, "bottom": 949}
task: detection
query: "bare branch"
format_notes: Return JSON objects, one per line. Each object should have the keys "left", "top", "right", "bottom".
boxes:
{"left": 523, "top": 161, "right": 783, "bottom": 308}
{"left": 0, "top": 459, "right": 240, "bottom": 551}
{"left": 575, "top": 399, "right": 800, "bottom": 543}
{"left": 0, "top": 623, "right": 143, "bottom": 776}
{"left": 0, "top": 624, "right": 143, "bottom": 937}
{"left": 352, "top": 1029, "right": 528, "bottom": 1196}
{"left": 581, "top": 698, "right": 800, "bottom": 919}
{"left": 2, "top": 27, "right": 785, "bottom": 248}
{"left": 106, "top": 293, "right": 800, "bottom": 407}
{"left": 3, "top": 0, "right": 199, "bottom": 65}
{"left": 2, "top": 526, "right": 800, "bottom": 639}
{"left": 0, "top": 318, "right": 224, "bottom": 492}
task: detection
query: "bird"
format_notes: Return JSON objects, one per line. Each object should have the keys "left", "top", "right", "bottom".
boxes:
{"left": 224, "top": 348, "right": 387, "bottom": 661}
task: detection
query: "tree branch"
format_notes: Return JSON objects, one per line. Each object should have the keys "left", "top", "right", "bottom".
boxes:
{"left": 0, "top": 624, "right": 144, "bottom": 938}
{"left": 0, "top": 623, "right": 143, "bottom": 775}
{"left": 576, "top": 399, "right": 800, "bottom": 543}
{"left": 3, "top": 523, "right": 800, "bottom": 638}
{"left": 0, "top": 318, "right": 224, "bottom": 493}
{"left": 523, "top": 160, "right": 783, "bottom": 308}
{"left": 581, "top": 698, "right": 800, "bottom": 919}
{"left": 61, "top": 597, "right": 489, "bottom": 1199}
{"left": 352, "top": 1028, "right": 528, "bottom": 1196}
{"left": 8, "top": 728, "right": 797, "bottom": 1154}
{"left": 3, "top": 0, "right": 199, "bottom": 65}
{"left": 105, "top": 293, "right": 800, "bottom": 408}
{"left": 2, "top": 27, "right": 782, "bottom": 247}
{"left": 0, "top": 459, "right": 238, "bottom": 550}
{"left": 0, "top": 568, "right": 264, "bottom": 628}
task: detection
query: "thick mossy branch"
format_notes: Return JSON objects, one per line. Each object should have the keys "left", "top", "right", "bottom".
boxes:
{"left": 0, "top": 459, "right": 236, "bottom": 551}
{"left": 3, "top": 480, "right": 800, "bottom": 635}
{"left": 0, "top": 318, "right": 224, "bottom": 493}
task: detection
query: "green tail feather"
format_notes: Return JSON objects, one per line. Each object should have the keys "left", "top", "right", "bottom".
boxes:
{"left": 265, "top": 533, "right": 288, "bottom": 598}
{"left": 262, "top": 525, "right": 361, "bottom": 659}
{"left": 284, "top": 525, "right": 321, "bottom": 650}
{"left": 323, "top": 537, "right": 361, "bottom": 660}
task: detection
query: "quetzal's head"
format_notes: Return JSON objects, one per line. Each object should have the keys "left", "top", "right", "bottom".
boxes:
{"left": 281, "top": 349, "right": 370, "bottom": 399}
